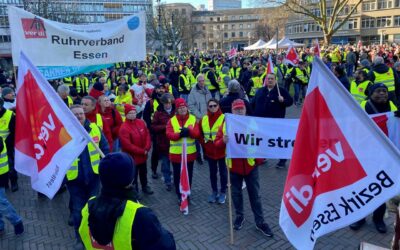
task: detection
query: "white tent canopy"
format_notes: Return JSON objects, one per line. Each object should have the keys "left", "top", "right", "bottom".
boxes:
{"left": 264, "top": 37, "right": 304, "bottom": 49}
{"left": 243, "top": 39, "right": 266, "bottom": 50}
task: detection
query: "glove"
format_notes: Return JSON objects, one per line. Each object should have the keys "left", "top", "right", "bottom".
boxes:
{"left": 179, "top": 127, "right": 190, "bottom": 138}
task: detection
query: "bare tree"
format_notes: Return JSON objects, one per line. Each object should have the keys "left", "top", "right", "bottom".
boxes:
{"left": 147, "top": 5, "right": 202, "bottom": 54}
{"left": 260, "top": 0, "right": 363, "bottom": 45}
{"left": 23, "top": 0, "right": 83, "bottom": 24}
{"left": 255, "top": 6, "right": 288, "bottom": 41}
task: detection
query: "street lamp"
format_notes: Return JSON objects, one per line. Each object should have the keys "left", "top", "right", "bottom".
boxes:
{"left": 380, "top": 30, "right": 386, "bottom": 45}
{"left": 156, "top": 0, "right": 163, "bottom": 56}
{"left": 170, "top": 14, "right": 176, "bottom": 54}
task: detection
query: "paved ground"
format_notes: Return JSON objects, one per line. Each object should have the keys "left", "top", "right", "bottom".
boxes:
{"left": 1, "top": 106, "right": 395, "bottom": 249}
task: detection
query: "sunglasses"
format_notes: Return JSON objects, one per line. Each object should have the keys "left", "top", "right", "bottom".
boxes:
{"left": 208, "top": 104, "right": 218, "bottom": 108}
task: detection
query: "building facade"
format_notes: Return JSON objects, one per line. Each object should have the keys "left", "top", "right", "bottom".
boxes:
{"left": 208, "top": 0, "right": 242, "bottom": 11}
{"left": 191, "top": 7, "right": 283, "bottom": 51}
{"left": 285, "top": 0, "right": 400, "bottom": 45}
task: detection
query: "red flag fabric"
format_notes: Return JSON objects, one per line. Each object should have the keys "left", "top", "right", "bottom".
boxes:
{"left": 284, "top": 46, "right": 299, "bottom": 66}
{"left": 179, "top": 138, "right": 190, "bottom": 215}
{"left": 279, "top": 58, "right": 400, "bottom": 249}
{"left": 263, "top": 56, "right": 275, "bottom": 86}
{"left": 357, "top": 40, "right": 363, "bottom": 49}
{"left": 228, "top": 47, "right": 237, "bottom": 59}
{"left": 15, "top": 52, "right": 91, "bottom": 198}
{"left": 313, "top": 39, "right": 320, "bottom": 58}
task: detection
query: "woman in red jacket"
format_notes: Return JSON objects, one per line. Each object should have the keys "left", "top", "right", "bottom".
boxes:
{"left": 98, "top": 95, "right": 123, "bottom": 152}
{"left": 151, "top": 93, "right": 175, "bottom": 191}
{"left": 200, "top": 99, "right": 227, "bottom": 204}
{"left": 166, "top": 98, "right": 200, "bottom": 202}
{"left": 119, "top": 104, "right": 153, "bottom": 195}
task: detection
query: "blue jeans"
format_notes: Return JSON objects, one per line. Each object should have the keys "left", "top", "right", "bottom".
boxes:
{"left": 67, "top": 179, "right": 100, "bottom": 239}
{"left": 346, "top": 63, "right": 355, "bottom": 77}
{"left": 160, "top": 154, "right": 172, "bottom": 185}
{"left": 294, "top": 84, "right": 307, "bottom": 104}
{"left": 207, "top": 158, "right": 227, "bottom": 194}
{"left": 113, "top": 139, "right": 120, "bottom": 152}
{"left": 0, "top": 187, "right": 22, "bottom": 230}
{"left": 230, "top": 167, "right": 265, "bottom": 225}
{"left": 180, "top": 94, "right": 188, "bottom": 102}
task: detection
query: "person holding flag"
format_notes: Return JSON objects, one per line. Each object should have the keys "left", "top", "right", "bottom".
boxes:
{"left": 251, "top": 73, "right": 293, "bottom": 168}
{"left": 215, "top": 99, "right": 273, "bottom": 237}
{"left": 166, "top": 98, "right": 200, "bottom": 207}
{"left": 67, "top": 104, "right": 110, "bottom": 247}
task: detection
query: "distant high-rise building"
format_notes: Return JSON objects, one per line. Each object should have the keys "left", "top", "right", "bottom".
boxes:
{"left": 208, "top": 0, "right": 241, "bottom": 10}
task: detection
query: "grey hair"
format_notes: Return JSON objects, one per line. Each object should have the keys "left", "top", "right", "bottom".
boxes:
{"left": 373, "top": 56, "right": 384, "bottom": 65}
{"left": 57, "top": 84, "right": 70, "bottom": 95}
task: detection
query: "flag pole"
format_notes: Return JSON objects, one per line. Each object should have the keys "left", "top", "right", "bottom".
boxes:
{"left": 275, "top": 26, "right": 282, "bottom": 98}
{"left": 89, "top": 137, "right": 105, "bottom": 158}
{"left": 227, "top": 166, "right": 234, "bottom": 245}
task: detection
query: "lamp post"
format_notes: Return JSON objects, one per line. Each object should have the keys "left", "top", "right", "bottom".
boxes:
{"left": 380, "top": 30, "right": 386, "bottom": 45}
{"left": 170, "top": 14, "right": 176, "bottom": 54}
{"left": 157, "top": 0, "right": 163, "bottom": 56}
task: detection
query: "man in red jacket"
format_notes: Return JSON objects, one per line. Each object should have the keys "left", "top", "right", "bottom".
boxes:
{"left": 119, "top": 104, "right": 153, "bottom": 195}
{"left": 215, "top": 99, "right": 273, "bottom": 237}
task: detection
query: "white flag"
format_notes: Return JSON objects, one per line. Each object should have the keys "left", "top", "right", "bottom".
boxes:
{"left": 279, "top": 58, "right": 400, "bottom": 249}
{"left": 15, "top": 52, "right": 91, "bottom": 198}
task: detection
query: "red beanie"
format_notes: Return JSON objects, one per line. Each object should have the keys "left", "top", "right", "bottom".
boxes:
{"left": 124, "top": 104, "right": 136, "bottom": 116}
{"left": 175, "top": 98, "right": 187, "bottom": 108}
{"left": 232, "top": 99, "right": 246, "bottom": 110}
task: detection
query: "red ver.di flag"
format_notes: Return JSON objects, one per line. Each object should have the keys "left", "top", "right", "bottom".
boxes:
{"left": 180, "top": 138, "right": 190, "bottom": 215}
{"left": 15, "top": 52, "right": 91, "bottom": 199}
{"left": 279, "top": 58, "right": 400, "bottom": 249}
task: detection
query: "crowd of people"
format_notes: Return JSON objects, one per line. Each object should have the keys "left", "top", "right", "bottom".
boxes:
{"left": 0, "top": 42, "right": 400, "bottom": 249}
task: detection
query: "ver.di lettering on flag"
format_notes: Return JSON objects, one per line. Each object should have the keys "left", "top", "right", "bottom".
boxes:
{"left": 180, "top": 138, "right": 190, "bottom": 215}
{"left": 279, "top": 58, "right": 400, "bottom": 249}
{"left": 15, "top": 52, "right": 91, "bottom": 198}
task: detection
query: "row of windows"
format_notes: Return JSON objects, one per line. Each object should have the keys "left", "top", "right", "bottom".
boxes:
{"left": 361, "top": 16, "right": 400, "bottom": 28}
{"left": 309, "top": 5, "right": 356, "bottom": 18}
{"left": 0, "top": 35, "right": 10, "bottom": 43}
{"left": 195, "top": 15, "right": 259, "bottom": 22}
{"left": 286, "top": 15, "right": 400, "bottom": 34}
{"left": 362, "top": 0, "right": 400, "bottom": 11}
{"left": 199, "top": 31, "right": 245, "bottom": 39}
{"left": 198, "top": 23, "right": 253, "bottom": 31}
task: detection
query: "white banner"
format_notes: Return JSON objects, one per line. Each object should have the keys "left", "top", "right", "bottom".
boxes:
{"left": 8, "top": 6, "right": 146, "bottom": 66}
{"left": 225, "top": 113, "right": 298, "bottom": 159}
{"left": 226, "top": 113, "right": 400, "bottom": 160}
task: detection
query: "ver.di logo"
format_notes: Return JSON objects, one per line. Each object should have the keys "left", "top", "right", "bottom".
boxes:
{"left": 127, "top": 16, "right": 140, "bottom": 30}
{"left": 21, "top": 17, "right": 47, "bottom": 39}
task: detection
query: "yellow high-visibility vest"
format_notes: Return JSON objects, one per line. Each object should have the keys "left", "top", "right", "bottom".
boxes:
{"left": 360, "top": 100, "right": 398, "bottom": 112}
{"left": 66, "top": 123, "right": 101, "bottom": 181}
{"left": 0, "top": 109, "right": 13, "bottom": 140}
{"left": 218, "top": 73, "right": 229, "bottom": 95}
{"left": 0, "top": 138, "right": 9, "bottom": 175}
{"left": 249, "top": 76, "right": 263, "bottom": 96}
{"left": 205, "top": 71, "right": 217, "bottom": 91}
{"left": 76, "top": 77, "right": 89, "bottom": 93}
{"left": 79, "top": 198, "right": 143, "bottom": 250}
{"left": 373, "top": 68, "right": 395, "bottom": 92}
{"left": 350, "top": 80, "right": 370, "bottom": 103}
{"left": 201, "top": 114, "right": 224, "bottom": 142}
{"left": 169, "top": 115, "right": 197, "bottom": 155}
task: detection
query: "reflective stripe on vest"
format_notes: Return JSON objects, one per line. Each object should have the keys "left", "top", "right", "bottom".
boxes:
{"left": 360, "top": 100, "right": 398, "bottom": 112}
{"left": 67, "top": 123, "right": 101, "bottom": 181}
{"left": 249, "top": 76, "right": 263, "bottom": 96}
{"left": 79, "top": 198, "right": 143, "bottom": 250}
{"left": 201, "top": 114, "right": 225, "bottom": 142}
{"left": 229, "top": 67, "right": 241, "bottom": 79}
{"left": 295, "top": 68, "right": 308, "bottom": 84}
{"left": 76, "top": 77, "right": 89, "bottom": 93}
{"left": 0, "top": 109, "right": 12, "bottom": 140}
{"left": 0, "top": 140, "right": 9, "bottom": 175}
{"left": 63, "top": 77, "right": 72, "bottom": 86}
{"left": 373, "top": 68, "right": 395, "bottom": 91}
{"left": 67, "top": 96, "right": 73, "bottom": 107}
{"left": 179, "top": 74, "right": 191, "bottom": 92}
{"left": 169, "top": 115, "right": 197, "bottom": 155}
{"left": 350, "top": 80, "right": 369, "bottom": 103}
{"left": 218, "top": 73, "right": 228, "bottom": 94}
{"left": 205, "top": 71, "right": 217, "bottom": 90}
